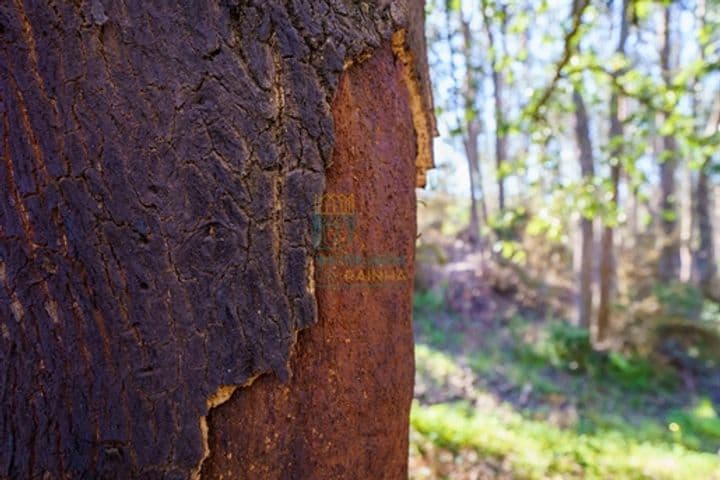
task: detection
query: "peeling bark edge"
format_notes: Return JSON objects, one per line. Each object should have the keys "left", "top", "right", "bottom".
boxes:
{"left": 390, "top": 0, "right": 437, "bottom": 187}
{"left": 392, "top": 29, "right": 436, "bottom": 188}
{"left": 191, "top": 380, "right": 249, "bottom": 480}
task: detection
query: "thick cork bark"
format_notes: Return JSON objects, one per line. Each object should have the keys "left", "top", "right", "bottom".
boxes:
{"left": 0, "top": 1, "right": 433, "bottom": 478}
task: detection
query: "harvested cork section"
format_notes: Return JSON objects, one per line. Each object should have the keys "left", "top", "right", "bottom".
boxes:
{"left": 202, "top": 42, "right": 425, "bottom": 479}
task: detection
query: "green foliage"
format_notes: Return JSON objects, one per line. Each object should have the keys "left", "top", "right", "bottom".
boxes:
{"left": 438, "top": 198, "right": 471, "bottom": 237}
{"left": 413, "top": 289, "right": 445, "bottom": 313}
{"left": 492, "top": 239, "right": 527, "bottom": 264}
{"left": 415, "top": 316, "right": 449, "bottom": 347}
{"left": 415, "top": 344, "right": 463, "bottom": 382}
{"left": 487, "top": 206, "right": 529, "bottom": 240}
{"left": 533, "top": 321, "right": 599, "bottom": 372}
{"left": 514, "top": 321, "right": 676, "bottom": 390}
{"left": 654, "top": 282, "right": 706, "bottom": 319}
{"left": 412, "top": 305, "right": 720, "bottom": 477}
{"left": 667, "top": 398, "right": 720, "bottom": 452}
{"left": 413, "top": 288, "right": 458, "bottom": 347}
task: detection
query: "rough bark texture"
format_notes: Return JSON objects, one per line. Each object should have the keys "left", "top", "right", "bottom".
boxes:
{"left": 0, "top": 1, "right": 433, "bottom": 478}
{"left": 202, "top": 43, "right": 418, "bottom": 479}
{"left": 572, "top": 89, "right": 594, "bottom": 329}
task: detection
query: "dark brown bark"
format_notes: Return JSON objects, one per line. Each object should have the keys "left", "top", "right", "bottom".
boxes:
{"left": 657, "top": 4, "right": 681, "bottom": 283}
{"left": 597, "top": 0, "right": 629, "bottom": 345}
{"left": 0, "top": 2, "right": 433, "bottom": 478}
{"left": 573, "top": 88, "right": 594, "bottom": 329}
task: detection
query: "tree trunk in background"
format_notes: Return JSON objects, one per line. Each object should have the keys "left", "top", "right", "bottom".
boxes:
{"left": 597, "top": 0, "right": 629, "bottom": 345}
{"left": 693, "top": 162, "right": 717, "bottom": 293}
{"left": 573, "top": 89, "right": 594, "bottom": 329}
{"left": 482, "top": 1, "right": 508, "bottom": 212}
{"left": 464, "top": 123, "right": 484, "bottom": 245}
{"left": 692, "top": 0, "right": 718, "bottom": 298}
{"left": 0, "top": 2, "right": 434, "bottom": 478}
{"left": 461, "top": 17, "right": 485, "bottom": 245}
{"left": 658, "top": 4, "right": 681, "bottom": 283}
{"left": 692, "top": 90, "right": 720, "bottom": 297}
{"left": 492, "top": 69, "right": 508, "bottom": 212}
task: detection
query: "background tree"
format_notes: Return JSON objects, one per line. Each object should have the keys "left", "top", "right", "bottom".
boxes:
{"left": 658, "top": 3, "right": 682, "bottom": 282}
{"left": 597, "top": 0, "right": 630, "bottom": 344}
{"left": 426, "top": 0, "right": 720, "bottom": 346}
{"left": 482, "top": 0, "right": 510, "bottom": 212}
{"left": 573, "top": 87, "right": 595, "bottom": 328}
{"left": 691, "top": 0, "right": 719, "bottom": 297}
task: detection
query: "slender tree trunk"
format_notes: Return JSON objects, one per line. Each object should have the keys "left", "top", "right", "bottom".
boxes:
{"left": 692, "top": 94, "right": 720, "bottom": 295}
{"left": 461, "top": 17, "right": 485, "bottom": 244}
{"left": 446, "top": 5, "right": 486, "bottom": 245}
{"left": 464, "top": 124, "right": 484, "bottom": 244}
{"left": 573, "top": 89, "right": 594, "bottom": 329}
{"left": 691, "top": 0, "right": 718, "bottom": 296}
{"left": 493, "top": 68, "right": 508, "bottom": 212}
{"left": 597, "top": 0, "right": 629, "bottom": 345}
{"left": 693, "top": 161, "right": 717, "bottom": 291}
{"left": 0, "top": 2, "right": 433, "bottom": 478}
{"left": 630, "top": 185, "right": 641, "bottom": 272}
{"left": 658, "top": 4, "right": 681, "bottom": 283}
{"left": 482, "top": 1, "right": 508, "bottom": 212}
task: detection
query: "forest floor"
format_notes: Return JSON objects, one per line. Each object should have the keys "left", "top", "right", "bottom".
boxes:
{"left": 408, "top": 235, "right": 720, "bottom": 479}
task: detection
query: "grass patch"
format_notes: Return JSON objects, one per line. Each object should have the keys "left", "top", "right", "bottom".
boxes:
{"left": 667, "top": 398, "right": 720, "bottom": 452}
{"left": 411, "top": 401, "right": 720, "bottom": 480}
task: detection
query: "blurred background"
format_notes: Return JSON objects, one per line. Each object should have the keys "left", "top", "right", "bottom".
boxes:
{"left": 409, "top": 0, "right": 720, "bottom": 478}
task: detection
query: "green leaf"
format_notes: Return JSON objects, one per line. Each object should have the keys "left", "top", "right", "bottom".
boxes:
{"left": 634, "top": 0, "right": 653, "bottom": 21}
{"left": 662, "top": 209, "right": 678, "bottom": 222}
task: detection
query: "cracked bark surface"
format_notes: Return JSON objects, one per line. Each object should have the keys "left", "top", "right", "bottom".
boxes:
{"left": 0, "top": 1, "right": 433, "bottom": 478}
